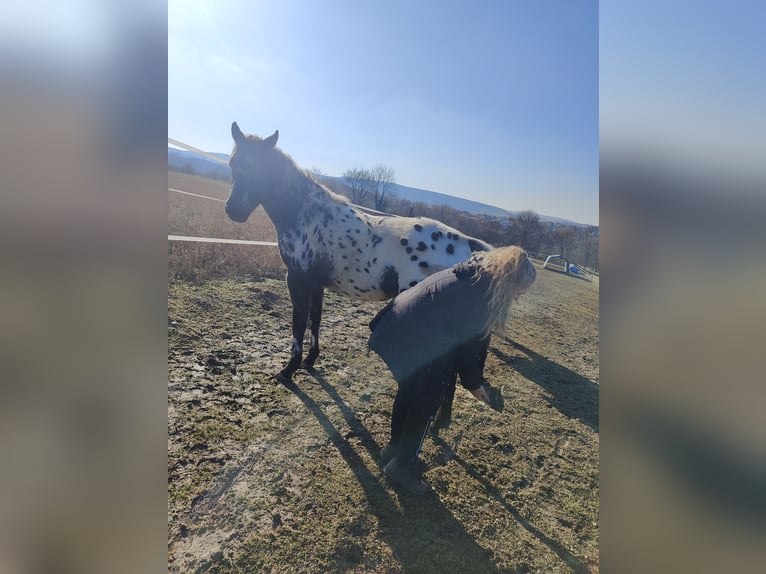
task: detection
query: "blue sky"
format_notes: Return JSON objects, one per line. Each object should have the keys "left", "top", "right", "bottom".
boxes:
{"left": 169, "top": 1, "right": 598, "bottom": 225}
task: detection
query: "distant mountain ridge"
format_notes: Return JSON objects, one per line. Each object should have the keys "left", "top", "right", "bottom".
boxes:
{"left": 168, "top": 147, "right": 591, "bottom": 227}
{"left": 168, "top": 148, "right": 231, "bottom": 181}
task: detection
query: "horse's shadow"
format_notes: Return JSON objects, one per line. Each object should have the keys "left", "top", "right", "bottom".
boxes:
{"left": 282, "top": 371, "right": 501, "bottom": 573}
{"left": 491, "top": 338, "right": 599, "bottom": 433}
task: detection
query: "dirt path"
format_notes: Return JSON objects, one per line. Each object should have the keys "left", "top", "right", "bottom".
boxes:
{"left": 168, "top": 264, "right": 599, "bottom": 573}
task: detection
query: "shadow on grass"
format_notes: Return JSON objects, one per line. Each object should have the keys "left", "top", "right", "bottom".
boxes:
{"left": 277, "top": 371, "right": 503, "bottom": 573}
{"left": 491, "top": 339, "right": 599, "bottom": 433}
{"left": 431, "top": 434, "right": 593, "bottom": 574}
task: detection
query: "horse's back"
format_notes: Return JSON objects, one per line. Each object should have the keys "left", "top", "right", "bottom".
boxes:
{"left": 360, "top": 214, "right": 491, "bottom": 295}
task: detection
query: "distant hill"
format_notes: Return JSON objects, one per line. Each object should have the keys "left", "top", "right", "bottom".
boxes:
{"left": 168, "top": 147, "right": 590, "bottom": 227}
{"left": 317, "top": 176, "right": 511, "bottom": 218}
{"left": 168, "top": 148, "right": 231, "bottom": 181}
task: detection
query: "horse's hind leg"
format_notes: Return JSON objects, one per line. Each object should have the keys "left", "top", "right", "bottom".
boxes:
{"left": 303, "top": 285, "right": 324, "bottom": 371}
{"left": 277, "top": 273, "right": 311, "bottom": 383}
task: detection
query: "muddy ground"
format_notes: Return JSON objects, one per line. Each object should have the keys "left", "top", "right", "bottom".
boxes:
{"left": 168, "top": 263, "right": 599, "bottom": 573}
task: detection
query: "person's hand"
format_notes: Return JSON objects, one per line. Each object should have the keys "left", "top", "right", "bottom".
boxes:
{"left": 483, "top": 383, "right": 504, "bottom": 412}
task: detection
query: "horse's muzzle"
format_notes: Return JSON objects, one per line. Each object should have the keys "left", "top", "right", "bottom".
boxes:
{"left": 225, "top": 201, "right": 249, "bottom": 222}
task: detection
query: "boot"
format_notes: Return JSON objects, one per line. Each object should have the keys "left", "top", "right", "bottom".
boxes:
{"left": 383, "top": 458, "right": 430, "bottom": 495}
{"left": 380, "top": 442, "right": 397, "bottom": 463}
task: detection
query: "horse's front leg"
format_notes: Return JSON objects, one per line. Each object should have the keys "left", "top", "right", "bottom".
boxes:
{"left": 303, "top": 284, "right": 324, "bottom": 371}
{"left": 277, "top": 273, "right": 311, "bottom": 383}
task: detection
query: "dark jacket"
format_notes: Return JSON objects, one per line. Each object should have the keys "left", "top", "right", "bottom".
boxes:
{"left": 368, "top": 259, "right": 493, "bottom": 416}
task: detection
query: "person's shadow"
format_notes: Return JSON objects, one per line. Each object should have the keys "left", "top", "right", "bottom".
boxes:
{"left": 282, "top": 371, "right": 502, "bottom": 573}
{"left": 430, "top": 434, "right": 592, "bottom": 574}
{"left": 491, "top": 338, "right": 599, "bottom": 433}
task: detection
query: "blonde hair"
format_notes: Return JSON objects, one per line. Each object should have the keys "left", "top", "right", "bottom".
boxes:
{"left": 473, "top": 246, "right": 537, "bottom": 335}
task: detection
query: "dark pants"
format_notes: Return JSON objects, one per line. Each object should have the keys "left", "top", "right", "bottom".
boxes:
{"left": 389, "top": 364, "right": 455, "bottom": 468}
{"left": 390, "top": 391, "right": 430, "bottom": 468}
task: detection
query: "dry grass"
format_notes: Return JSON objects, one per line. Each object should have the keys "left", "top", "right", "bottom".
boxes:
{"left": 167, "top": 268, "right": 600, "bottom": 573}
{"left": 168, "top": 172, "right": 284, "bottom": 280}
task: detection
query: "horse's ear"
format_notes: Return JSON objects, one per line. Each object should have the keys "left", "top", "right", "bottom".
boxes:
{"left": 231, "top": 122, "right": 245, "bottom": 144}
{"left": 264, "top": 130, "right": 279, "bottom": 148}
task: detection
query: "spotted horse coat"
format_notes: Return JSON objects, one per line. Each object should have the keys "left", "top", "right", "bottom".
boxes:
{"left": 225, "top": 122, "right": 492, "bottom": 382}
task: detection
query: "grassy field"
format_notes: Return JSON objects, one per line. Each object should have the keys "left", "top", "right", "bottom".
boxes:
{"left": 168, "top": 171, "right": 283, "bottom": 280}
{"left": 167, "top": 173, "right": 599, "bottom": 572}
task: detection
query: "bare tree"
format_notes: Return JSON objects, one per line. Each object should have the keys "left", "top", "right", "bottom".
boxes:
{"left": 580, "top": 225, "right": 599, "bottom": 270}
{"left": 309, "top": 166, "right": 325, "bottom": 179}
{"left": 342, "top": 167, "right": 373, "bottom": 205}
{"left": 509, "top": 210, "right": 543, "bottom": 255}
{"left": 478, "top": 217, "right": 507, "bottom": 246}
{"left": 341, "top": 164, "right": 397, "bottom": 210}
{"left": 552, "top": 225, "right": 577, "bottom": 259}
{"left": 387, "top": 194, "right": 413, "bottom": 216}
{"left": 369, "top": 163, "right": 396, "bottom": 211}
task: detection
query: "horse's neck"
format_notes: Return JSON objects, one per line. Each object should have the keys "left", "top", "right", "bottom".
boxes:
{"left": 260, "top": 163, "right": 320, "bottom": 234}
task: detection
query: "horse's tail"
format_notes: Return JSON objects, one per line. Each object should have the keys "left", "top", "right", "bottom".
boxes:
{"left": 474, "top": 246, "right": 537, "bottom": 335}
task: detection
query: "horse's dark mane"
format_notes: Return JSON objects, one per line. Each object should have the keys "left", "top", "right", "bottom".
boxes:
{"left": 272, "top": 145, "right": 347, "bottom": 205}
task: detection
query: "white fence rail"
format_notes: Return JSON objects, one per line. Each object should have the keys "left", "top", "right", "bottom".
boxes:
{"left": 168, "top": 234, "right": 278, "bottom": 247}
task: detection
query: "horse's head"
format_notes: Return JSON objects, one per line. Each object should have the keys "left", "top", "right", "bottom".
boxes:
{"left": 225, "top": 122, "right": 280, "bottom": 222}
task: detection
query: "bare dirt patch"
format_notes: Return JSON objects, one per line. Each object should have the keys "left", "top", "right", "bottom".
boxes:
{"left": 168, "top": 263, "right": 598, "bottom": 573}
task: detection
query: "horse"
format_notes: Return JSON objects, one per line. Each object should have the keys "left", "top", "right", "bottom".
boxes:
{"left": 225, "top": 122, "right": 492, "bottom": 383}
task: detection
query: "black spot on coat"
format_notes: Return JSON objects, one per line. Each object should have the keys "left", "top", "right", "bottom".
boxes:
{"left": 410, "top": 255, "right": 418, "bottom": 261}
{"left": 414, "top": 224, "right": 423, "bottom": 231}
{"left": 419, "top": 261, "right": 429, "bottom": 268}
{"left": 379, "top": 266, "right": 399, "bottom": 298}
{"left": 446, "top": 244, "right": 454, "bottom": 254}
{"left": 416, "top": 242, "right": 427, "bottom": 251}
{"left": 400, "top": 238, "right": 409, "bottom": 246}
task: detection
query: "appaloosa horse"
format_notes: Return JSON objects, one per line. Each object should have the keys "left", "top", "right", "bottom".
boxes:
{"left": 225, "top": 123, "right": 492, "bottom": 382}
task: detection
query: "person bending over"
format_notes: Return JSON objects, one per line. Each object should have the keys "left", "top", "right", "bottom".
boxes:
{"left": 368, "top": 246, "right": 537, "bottom": 494}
